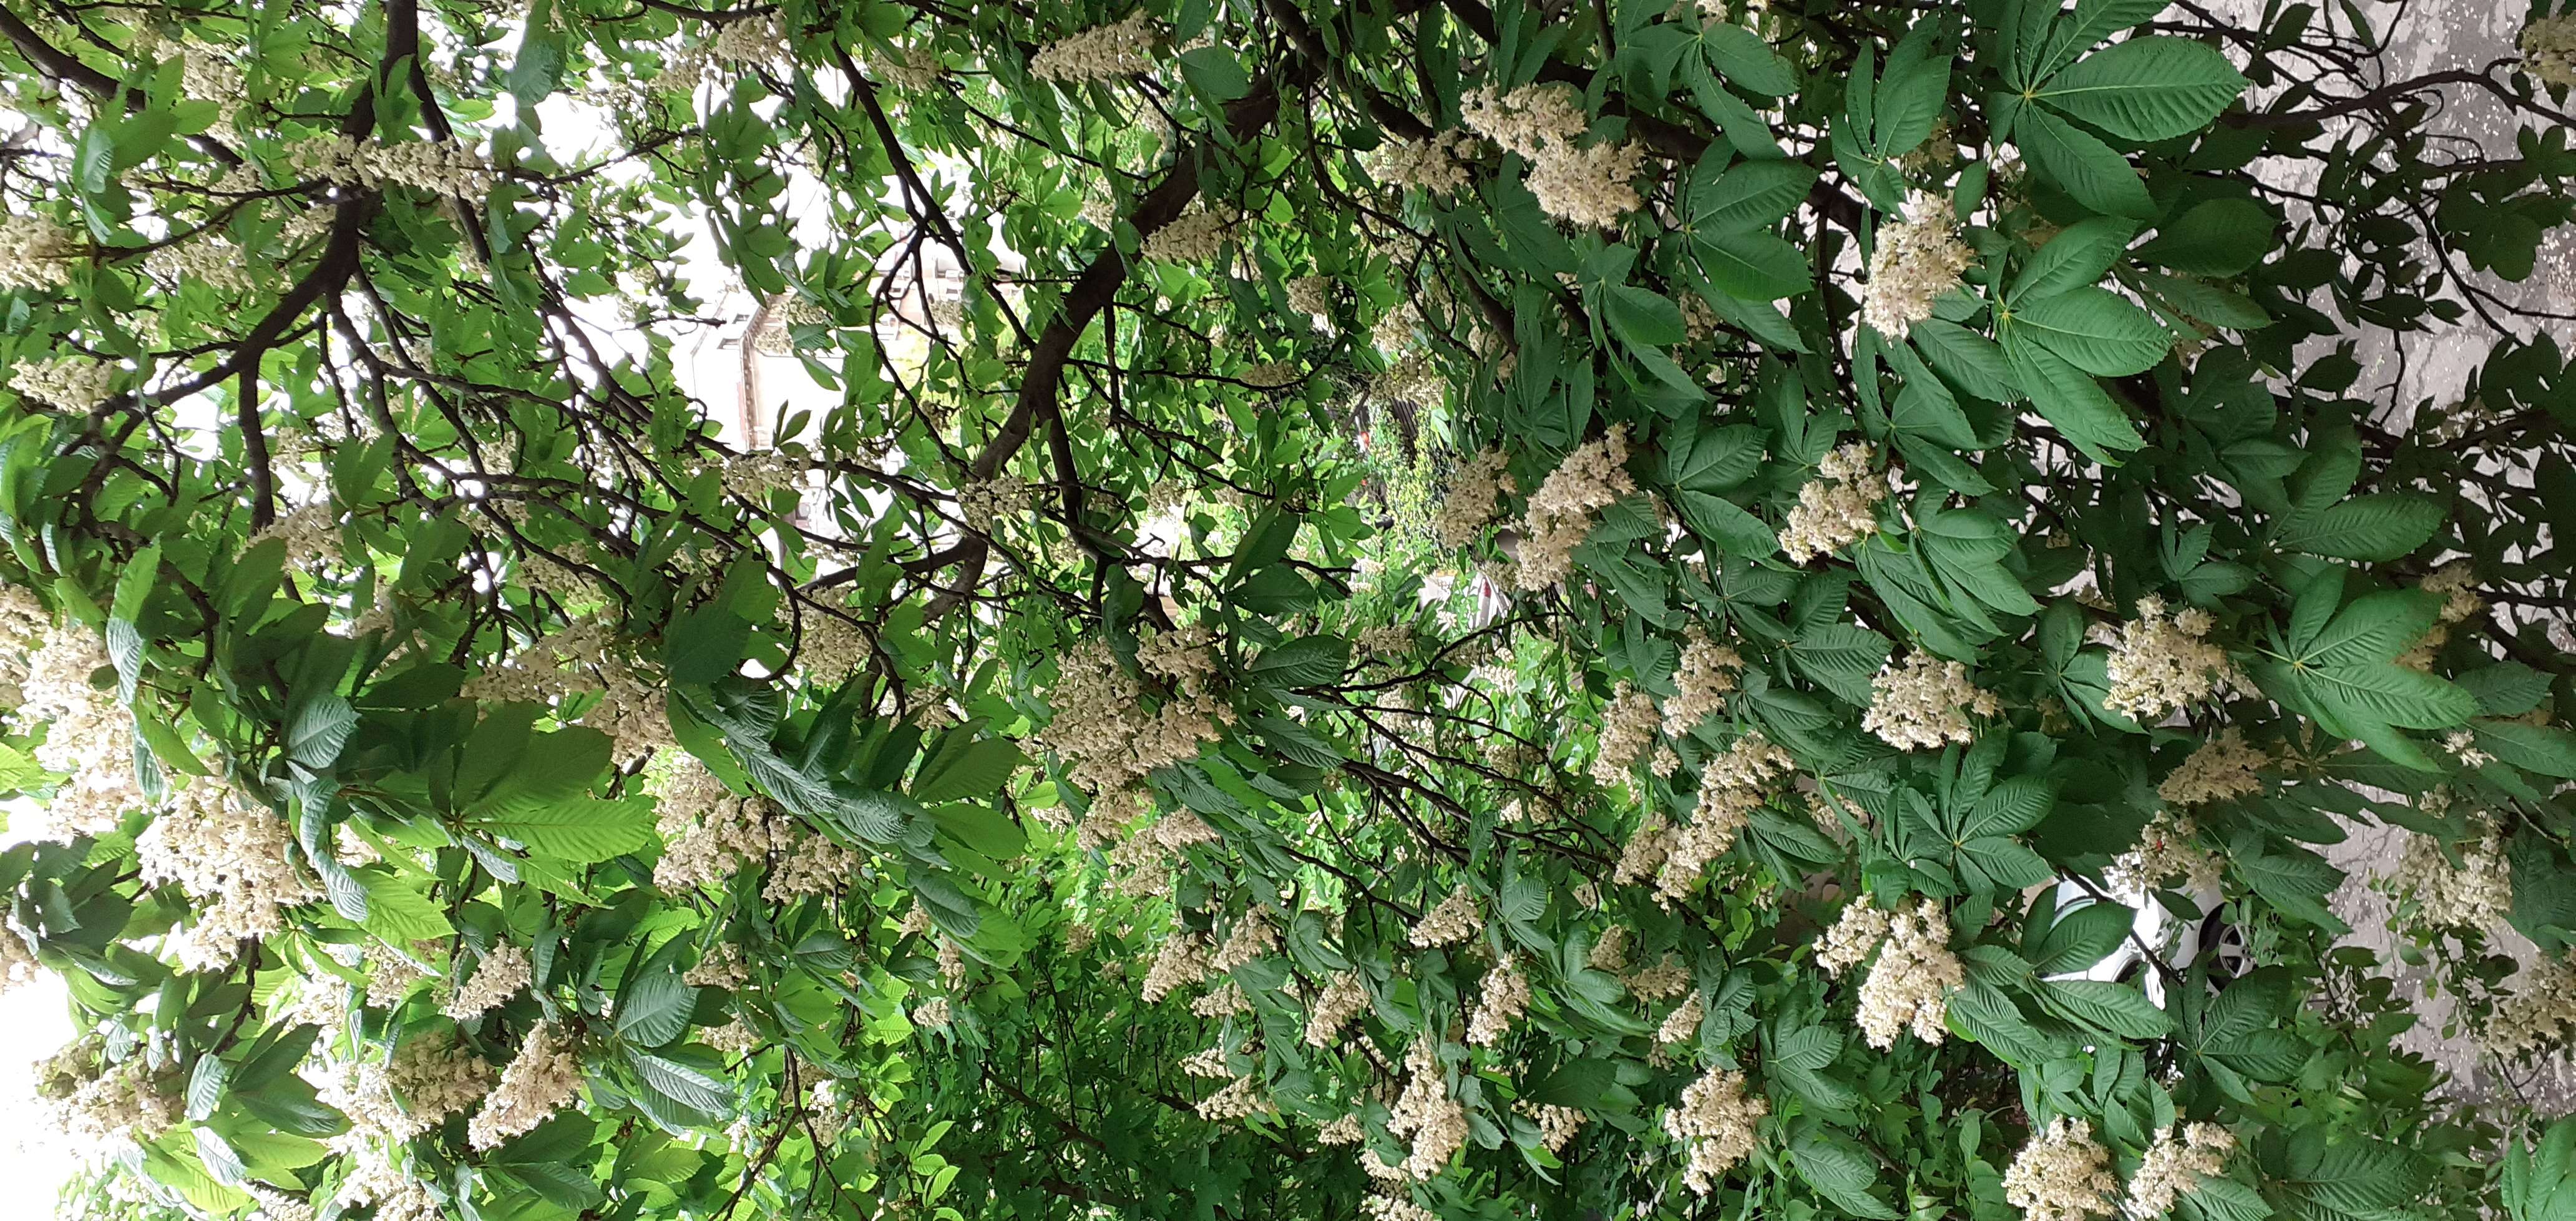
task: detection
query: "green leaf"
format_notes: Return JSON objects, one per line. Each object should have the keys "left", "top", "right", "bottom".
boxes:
{"left": 2041, "top": 978, "right": 2173, "bottom": 1039}
{"left": 1911, "top": 319, "right": 2022, "bottom": 402}
{"left": 1178, "top": 46, "right": 1251, "bottom": 103}
{"left": 1250, "top": 636, "right": 1350, "bottom": 688}
{"left": 1691, "top": 159, "right": 1818, "bottom": 235}
{"left": 1676, "top": 490, "right": 1777, "bottom": 557}
{"left": 2137, "top": 198, "right": 2275, "bottom": 276}
{"left": 2016, "top": 106, "right": 2155, "bottom": 219}
{"left": 2275, "top": 493, "right": 2443, "bottom": 562}
{"left": 2011, "top": 217, "right": 2137, "bottom": 300}
{"left": 474, "top": 795, "right": 656, "bottom": 864}
{"left": 2027, "top": 900, "right": 2137, "bottom": 974}
{"left": 2505, "top": 1117, "right": 2576, "bottom": 1221}
{"left": 2002, "top": 333, "right": 2145, "bottom": 459}
{"left": 1697, "top": 232, "right": 1811, "bottom": 300}
{"left": 356, "top": 870, "right": 453, "bottom": 943}
{"left": 2476, "top": 722, "right": 2576, "bottom": 780}
{"left": 617, "top": 968, "right": 696, "bottom": 1047}
{"left": 1794, "top": 1132, "right": 1901, "bottom": 1219}
{"left": 2010, "top": 288, "right": 2170, "bottom": 376}
{"left": 912, "top": 738, "right": 1028, "bottom": 803}
{"left": 2035, "top": 37, "right": 2249, "bottom": 142}
{"left": 1702, "top": 23, "right": 1796, "bottom": 96}
{"left": 1664, "top": 421, "right": 1767, "bottom": 492}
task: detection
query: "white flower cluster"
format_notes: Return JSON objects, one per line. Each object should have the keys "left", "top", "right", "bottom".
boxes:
{"left": 442, "top": 943, "right": 532, "bottom": 1021}
{"left": 1466, "top": 956, "right": 1530, "bottom": 1046}
{"left": 1037, "top": 639, "right": 1229, "bottom": 805}
{"left": 37, "top": 1049, "right": 180, "bottom": 1151}
{"left": 2523, "top": 15, "right": 2576, "bottom": 87}
{"left": 1408, "top": 885, "right": 1481, "bottom": 948}
{"left": 2399, "top": 563, "right": 2485, "bottom": 670}
{"left": 463, "top": 619, "right": 673, "bottom": 762}
{"left": 0, "top": 928, "right": 37, "bottom": 995}
{"left": 2102, "top": 597, "right": 2238, "bottom": 722}
{"left": 1385, "top": 1039, "right": 1468, "bottom": 1179}
{"left": 19, "top": 627, "right": 145, "bottom": 841}
{"left": 1435, "top": 448, "right": 1516, "bottom": 549}
{"left": 914, "top": 996, "right": 954, "bottom": 1028}
{"left": 332, "top": 1135, "right": 443, "bottom": 1221}
{"left": 1357, "top": 623, "right": 1416, "bottom": 660}
{"left": 2104, "top": 811, "right": 2223, "bottom": 895}
{"left": 2390, "top": 823, "right": 2512, "bottom": 931}
{"left": 1663, "top": 627, "right": 1746, "bottom": 733}
{"left": 1191, "top": 979, "right": 1249, "bottom": 1017}
{"left": 1656, "top": 993, "right": 1704, "bottom": 1045}
{"left": 1518, "top": 1099, "right": 1587, "bottom": 1154}
{"left": 1197, "top": 1074, "right": 1275, "bottom": 1122}
{"left": 1141, "top": 205, "right": 1239, "bottom": 263}
{"left": 250, "top": 501, "right": 344, "bottom": 569}
{"left": 958, "top": 474, "right": 1035, "bottom": 532}
{"left": 364, "top": 940, "right": 439, "bottom": 1009}
{"left": 2125, "top": 1123, "right": 2236, "bottom": 1217}
{"left": 712, "top": 14, "right": 788, "bottom": 64}
{"left": 1626, "top": 956, "right": 1692, "bottom": 1002}
{"left": 2487, "top": 954, "right": 2576, "bottom": 1057}
{"left": 1663, "top": 1067, "right": 1766, "bottom": 1195}
{"left": 1526, "top": 139, "right": 1649, "bottom": 228}
{"left": 1461, "top": 84, "right": 1645, "bottom": 227}
{"left": 0, "top": 214, "right": 79, "bottom": 290}
{"left": 1370, "top": 129, "right": 1478, "bottom": 196}
{"left": 1777, "top": 443, "right": 1886, "bottom": 562}
{"left": 1864, "top": 652, "right": 2002, "bottom": 750}
{"left": 1657, "top": 730, "right": 1796, "bottom": 900}
{"left": 2003, "top": 1117, "right": 2119, "bottom": 1221}
{"left": 1517, "top": 426, "right": 1634, "bottom": 591}
{"left": 1818, "top": 895, "right": 1961, "bottom": 1047}
{"left": 468, "top": 1021, "right": 581, "bottom": 1149}
{"left": 686, "top": 941, "right": 751, "bottom": 989}
{"left": 2157, "top": 730, "right": 2266, "bottom": 806}
{"left": 1306, "top": 969, "right": 1371, "bottom": 1046}
{"left": 720, "top": 449, "right": 804, "bottom": 501}
{"left": 1363, "top": 1193, "right": 1441, "bottom": 1221}
{"left": 1592, "top": 682, "right": 1664, "bottom": 783}
{"left": 1030, "top": 11, "right": 1159, "bottom": 82}
{"left": 320, "top": 1029, "right": 496, "bottom": 1142}
{"left": 10, "top": 356, "right": 116, "bottom": 411}
{"left": 1210, "top": 908, "right": 1276, "bottom": 972}
{"left": 283, "top": 135, "right": 495, "bottom": 195}
{"left": 651, "top": 756, "right": 860, "bottom": 901}
{"left": 1861, "top": 192, "right": 1974, "bottom": 338}
{"left": 1141, "top": 931, "right": 1209, "bottom": 1003}
{"left": 137, "top": 786, "right": 321, "bottom": 973}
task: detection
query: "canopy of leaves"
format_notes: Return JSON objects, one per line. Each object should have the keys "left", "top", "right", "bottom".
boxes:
{"left": 1, "top": 0, "right": 2574, "bottom": 1219}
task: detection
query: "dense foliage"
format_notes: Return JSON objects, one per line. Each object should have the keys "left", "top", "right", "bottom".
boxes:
{"left": 4, "top": 0, "right": 2576, "bottom": 1218}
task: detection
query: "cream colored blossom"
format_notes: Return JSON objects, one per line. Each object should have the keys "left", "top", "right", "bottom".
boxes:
{"left": 2102, "top": 598, "right": 2238, "bottom": 721}
{"left": 442, "top": 943, "right": 532, "bottom": 1021}
{"left": 1385, "top": 1039, "right": 1467, "bottom": 1179}
{"left": 319, "top": 1029, "right": 495, "bottom": 1142}
{"left": 1141, "top": 931, "right": 1209, "bottom": 1003}
{"left": 1663, "top": 1067, "right": 1766, "bottom": 1195}
{"left": 1526, "top": 139, "right": 1647, "bottom": 228}
{"left": 1191, "top": 979, "right": 1251, "bottom": 1017}
{"left": 1211, "top": 909, "right": 1277, "bottom": 972}
{"left": 1862, "top": 192, "right": 1974, "bottom": 338}
{"left": 914, "top": 996, "right": 954, "bottom": 1028}
{"left": 1663, "top": 627, "right": 1746, "bottom": 733}
{"left": 1818, "top": 895, "right": 1891, "bottom": 976}
{"left": 1408, "top": 885, "right": 1481, "bottom": 948}
{"left": 2487, "top": 954, "right": 2576, "bottom": 1056}
{"left": 1038, "top": 640, "right": 1227, "bottom": 799}
{"left": 1030, "top": 11, "right": 1158, "bottom": 82}
{"left": 1593, "top": 682, "right": 1663, "bottom": 783}
{"left": 2390, "top": 824, "right": 2512, "bottom": 931}
{"left": 2125, "top": 1123, "right": 2235, "bottom": 1217}
{"left": 136, "top": 785, "right": 320, "bottom": 971}
{"left": 467, "top": 1022, "right": 582, "bottom": 1149}
{"left": 1864, "top": 653, "right": 2001, "bottom": 750}
{"left": 1854, "top": 899, "right": 1962, "bottom": 1048}
{"left": 1372, "top": 129, "right": 1479, "bottom": 196}
{"left": 957, "top": 474, "right": 1034, "bottom": 531}
{"left": 1466, "top": 956, "right": 1530, "bottom": 1046}
{"left": 10, "top": 356, "right": 115, "bottom": 411}
{"left": 1778, "top": 443, "right": 1886, "bottom": 562}
{"left": 1658, "top": 730, "right": 1795, "bottom": 900}
{"left": 1626, "top": 956, "right": 1691, "bottom": 1002}
{"left": 0, "top": 215, "right": 79, "bottom": 291}
{"left": 2522, "top": 15, "right": 2576, "bottom": 87}
{"left": 1141, "top": 205, "right": 1239, "bottom": 263}
{"left": 1518, "top": 1099, "right": 1586, "bottom": 1154}
{"left": 1656, "top": 993, "right": 1704, "bottom": 1045}
{"left": 2157, "top": 730, "right": 2266, "bottom": 805}
{"left": 1436, "top": 449, "right": 1516, "bottom": 547}
{"left": 1307, "top": 969, "right": 1372, "bottom": 1046}
{"left": 1518, "top": 426, "right": 1633, "bottom": 591}
{"left": 2003, "top": 1117, "right": 2118, "bottom": 1221}
{"left": 1198, "top": 1074, "right": 1275, "bottom": 1121}
{"left": 2104, "top": 812, "right": 2223, "bottom": 895}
